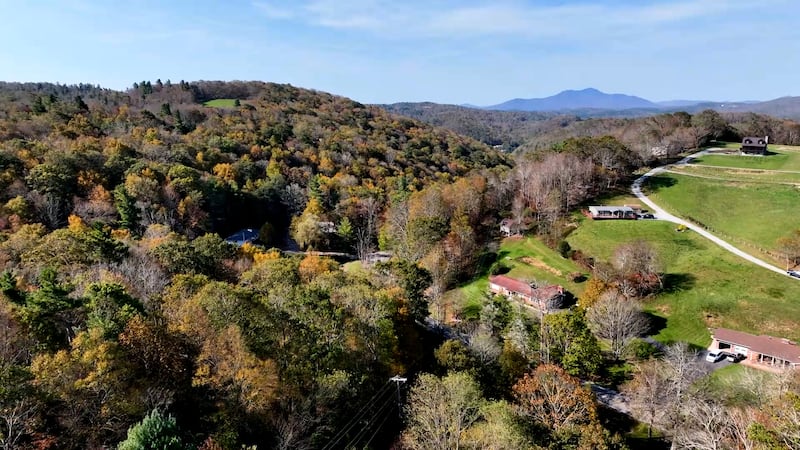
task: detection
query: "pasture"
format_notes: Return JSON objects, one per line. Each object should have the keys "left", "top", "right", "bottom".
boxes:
{"left": 567, "top": 219, "right": 800, "bottom": 347}
{"left": 644, "top": 173, "right": 800, "bottom": 256}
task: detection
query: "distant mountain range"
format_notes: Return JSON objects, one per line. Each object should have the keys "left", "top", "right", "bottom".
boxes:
{"left": 476, "top": 88, "right": 800, "bottom": 118}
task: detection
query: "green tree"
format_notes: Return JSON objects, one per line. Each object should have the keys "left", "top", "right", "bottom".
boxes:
{"left": 542, "top": 310, "right": 603, "bottom": 378}
{"left": 118, "top": 409, "right": 186, "bottom": 450}
{"left": 113, "top": 185, "right": 140, "bottom": 234}
{"left": 18, "top": 267, "right": 80, "bottom": 351}
{"left": 377, "top": 259, "right": 431, "bottom": 322}
{"left": 435, "top": 339, "right": 476, "bottom": 373}
{"left": 85, "top": 282, "right": 144, "bottom": 339}
{"left": 402, "top": 372, "right": 485, "bottom": 450}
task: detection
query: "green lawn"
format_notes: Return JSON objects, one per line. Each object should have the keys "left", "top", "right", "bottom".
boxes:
{"left": 447, "top": 236, "right": 588, "bottom": 315}
{"left": 644, "top": 173, "right": 800, "bottom": 254}
{"left": 694, "top": 145, "right": 800, "bottom": 171}
{"left": 669, "top": 165, "right": 800, "bottom": 184}
{"left": 567, "top": 220, "right": 800, "bottom": 347}
{"left": 203, "top": 98, "right": 239, "bottom": 108}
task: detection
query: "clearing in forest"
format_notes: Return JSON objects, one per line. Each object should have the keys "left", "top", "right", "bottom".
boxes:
{"left": 203, "top": 98, "right": 239, "bottom": 108}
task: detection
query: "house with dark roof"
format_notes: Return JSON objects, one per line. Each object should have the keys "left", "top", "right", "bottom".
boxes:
{"left": 740, "top": 136, "right": 768, "bottom": 155}
{"left": 499, "top": 218, "right": 515, "bottom": 237}
{"left": 488, "top": 274, "right": 564, "bottom": 312}
{"left": 587, "top": 206, "right": 637, "bottom": 220}
{"left": 710, "top": 328, "right": 800, "bottom": 370}
{"left": 224, "top": 228, "right": 259, "bottom": 246}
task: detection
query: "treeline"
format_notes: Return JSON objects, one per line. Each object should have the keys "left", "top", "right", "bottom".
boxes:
{"left": 384, "top": 102, "right": 800, "bottom": 154}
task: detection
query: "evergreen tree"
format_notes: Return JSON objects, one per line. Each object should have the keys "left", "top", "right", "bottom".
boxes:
{"left": 118, "top": 409, "right": 187, "bottom": 450}
{"left": 113, "top": 185, "right": 140, "bottom": 235}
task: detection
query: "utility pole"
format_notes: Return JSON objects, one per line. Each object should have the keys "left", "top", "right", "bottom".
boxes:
{"left": 390, "top": 375, "right": 407, "bottom": 418}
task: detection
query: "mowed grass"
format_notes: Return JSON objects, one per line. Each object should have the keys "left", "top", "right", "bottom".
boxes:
{"left": 644, "top": 173, "right": 800, "bottom": 253}
{"left": 447, "top": 236, "right": 588, "bottom": 313}
{"left": 203, "top": 98, "right": 239, "bottom": 108}
{"left": 695, "top": 144, "right": 800, "bottom": 171}
{"left": 567, "top": 220, "right": 800, "bottom": 347}
{"left": 670, "top": 165, "right": 800, "bottom": 184}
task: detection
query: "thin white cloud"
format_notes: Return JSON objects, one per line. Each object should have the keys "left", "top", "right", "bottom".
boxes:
{"left": 252, "top": 1, "right": 295, "bottom": 20}
{"left": 256, "top": 0, "right": 786, "bottom": 41}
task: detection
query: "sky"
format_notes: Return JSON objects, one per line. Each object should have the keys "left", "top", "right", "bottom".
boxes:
{"left": 0, "top": 0, "right": 798, "bottom": 105}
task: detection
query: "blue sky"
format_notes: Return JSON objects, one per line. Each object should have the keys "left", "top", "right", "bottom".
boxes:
{"left": 0, "top": 0, "right": 798, "bottom": 105}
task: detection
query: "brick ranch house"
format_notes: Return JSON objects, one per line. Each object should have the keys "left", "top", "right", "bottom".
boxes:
{"left": 488, "top": 274, "right": 565, "bottom": 312}
{"left": 710, "top": 328, "right": 800, "bottom": 370}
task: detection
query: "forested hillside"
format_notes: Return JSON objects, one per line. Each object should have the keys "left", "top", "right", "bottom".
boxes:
{"left": 0, "top": 81, "right": 514, "bottom": 449}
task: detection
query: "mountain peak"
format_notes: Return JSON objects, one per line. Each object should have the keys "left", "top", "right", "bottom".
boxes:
{"left": 487, "top": 88, "right": 657, "bottom": 112}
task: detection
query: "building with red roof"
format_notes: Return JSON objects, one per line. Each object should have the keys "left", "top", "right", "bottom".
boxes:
{"left": 710, "top": 328, "right": 800, "bottom": 370}
{"left": 488, "top": 274, "right": 564, "bottom": 312}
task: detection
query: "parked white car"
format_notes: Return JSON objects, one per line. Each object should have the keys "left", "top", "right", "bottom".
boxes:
{"left": 705, "top": 351, "right": 725, "bottom": 363}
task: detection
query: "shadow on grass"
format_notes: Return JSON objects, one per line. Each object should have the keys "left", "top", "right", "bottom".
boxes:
{"left": 644, "top": 313, "right": 668, "bottom": 336}
{"left": 661, "top": 273, "right": 696, "bottom": 294}
{"left": 642, "top": 175, "right": 677, "bottom": 194}
{"left": 598, "top": 406, "right": 671, "bottom": 450}
{"left": 454, "top": 250, "right": 509, "bottom": 286}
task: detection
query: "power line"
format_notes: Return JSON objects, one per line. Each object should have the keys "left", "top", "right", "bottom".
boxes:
{"left": 362, "top": 402, "right": 396, "bottom": 449}
{"left": 342, "top": 395, "right": 396, "bottom": 450}
{"left": 321, "top": 382, "right": 394, "bottom": 450}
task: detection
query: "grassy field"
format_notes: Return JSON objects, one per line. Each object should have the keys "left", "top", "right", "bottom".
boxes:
{"left": 644, "top": 173, "right": 800, "bottom": 255}
{"left": 203, "top": 98, "right": 239, "bottom": 108}
{"left": 697, "top": 143, "right": 800, "bottom": 171}
{"left": 446, "top": 236, "right": 588, "bottom": 316}
{"left": 669, "top": 165, "right": 800, "bottom": 184}
{"left": 566, "top": 219, "right": 800, "bottom": 347}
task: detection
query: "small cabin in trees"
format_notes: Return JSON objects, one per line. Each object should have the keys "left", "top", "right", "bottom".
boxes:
{"left": 488, "top": 275, "right": 564, "bottom": 312}
{"left": 740, "top": 136, "right": 768, "bottom": 155}
{"left": 225, "top": 228, "right": 259, "bottom": 246}
{"left": 587, "top": 206, "right": 637, "bottom": 220}
{"left": 499, "top": 218, "right": 515, "bottom": 236}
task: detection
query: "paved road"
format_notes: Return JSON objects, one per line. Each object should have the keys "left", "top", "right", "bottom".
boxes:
{"left": 589, "top": 384, "right": 631, "bottom": 415}
{"left": 631, "top": 151, "right": 792, "bottom": 278}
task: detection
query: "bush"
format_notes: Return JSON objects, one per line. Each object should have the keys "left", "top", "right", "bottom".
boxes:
{"left": 628, "top": 339, "right": 661, "bottom": 360}
{"left": 567, "top": 272, "right": 586, "bottom": 283}
{"left": 489, "top": 260, "right": 510, "bottom": 275}
{"left": 557, "top": 240, "right": 573, "bottom": 258}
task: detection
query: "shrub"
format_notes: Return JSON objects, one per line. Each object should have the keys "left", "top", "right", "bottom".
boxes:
{"left": 557, "top": 240, "right": 573, "bottom": 258}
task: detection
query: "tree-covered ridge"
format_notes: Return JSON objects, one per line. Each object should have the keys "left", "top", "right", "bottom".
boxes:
{"left": 383, "top": 101, "right": 800, "bottom": 155}
{"left": 0, "top": 81, "right": 508, "bottom": 238}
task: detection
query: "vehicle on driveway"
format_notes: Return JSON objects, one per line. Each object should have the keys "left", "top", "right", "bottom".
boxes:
{"left": 638, "top": 213, "right": 655, "bottom": 219}
{"left": 726, "top": 353, "right": 744, "bottom": 362}
{"left": 788, "top": 270, "right": 800, "bottom": 279}
{"left": 705, "top": 351, "right": 725, "bottom": 363}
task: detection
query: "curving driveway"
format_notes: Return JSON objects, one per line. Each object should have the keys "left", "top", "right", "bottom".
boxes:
{"left": 631, "top": 151, "right": 792, "bottom": 278}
